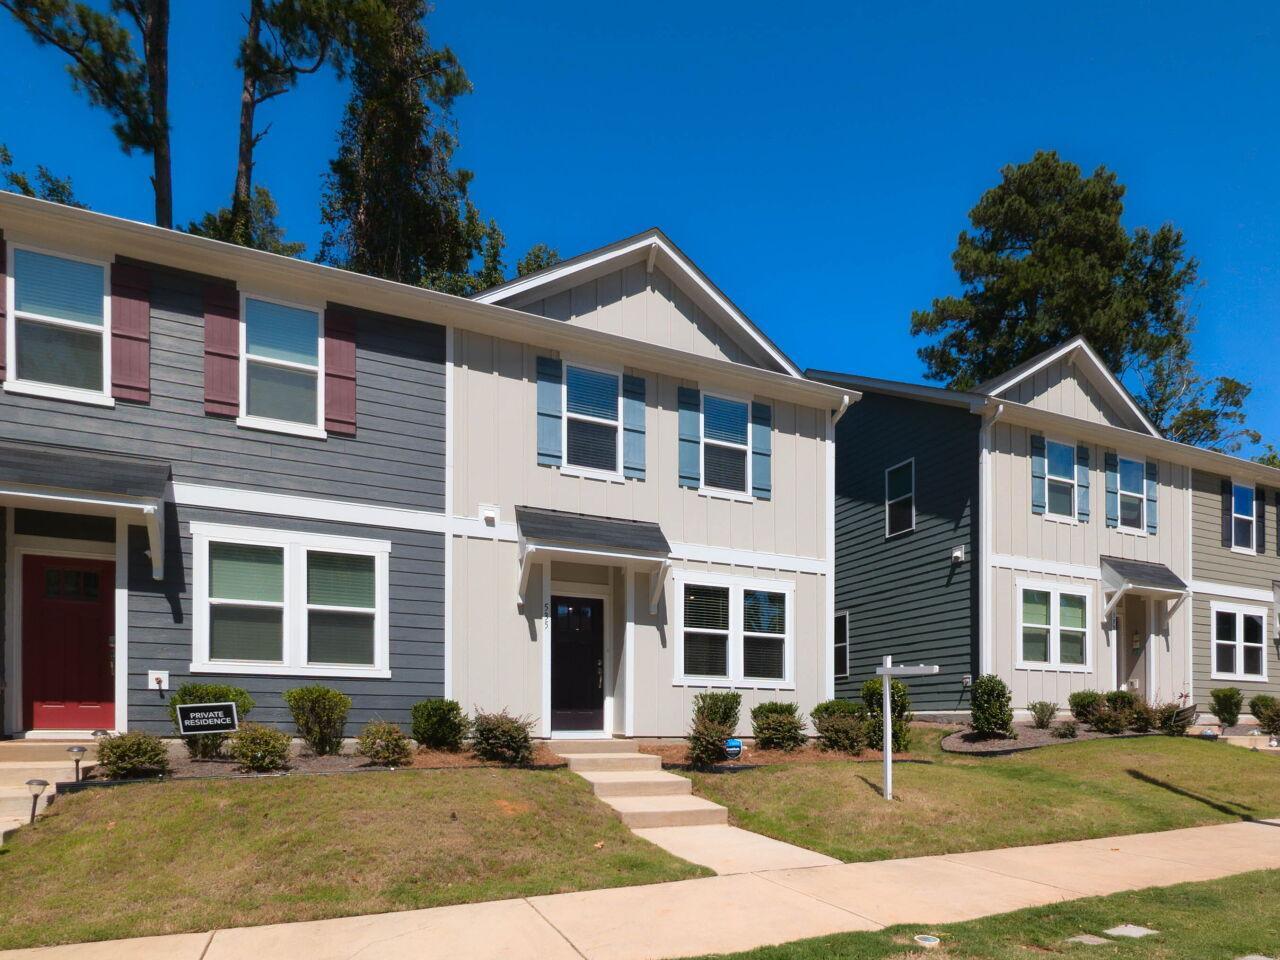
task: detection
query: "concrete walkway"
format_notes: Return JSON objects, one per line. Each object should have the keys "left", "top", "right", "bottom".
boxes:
{"left": 7, "top": 819, "right": 1279, "bottom": 960}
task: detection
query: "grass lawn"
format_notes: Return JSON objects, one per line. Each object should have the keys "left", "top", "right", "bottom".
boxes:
{"left": 699, "top": 868, "right": 1280, "bottom": 958}
{"left": 688, "top": 727, "right": 1280, "bottom": 862}
{"left": 0, "top": 767, "right": 709, "bottom": 950}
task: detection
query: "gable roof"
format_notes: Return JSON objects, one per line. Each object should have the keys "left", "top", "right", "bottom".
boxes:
{"left": 975, "top": 335, "right": 1161, "bottom": 438}
{"left": 471, "top": 228, "right": 802, "bottom": 377}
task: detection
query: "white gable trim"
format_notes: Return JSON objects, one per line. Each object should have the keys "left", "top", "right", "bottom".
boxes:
{"left": 980, "top": 337, "right": 1160, "bottom": 438}
{"left": 472, "top": 231, "right": 802, "bottom": 378}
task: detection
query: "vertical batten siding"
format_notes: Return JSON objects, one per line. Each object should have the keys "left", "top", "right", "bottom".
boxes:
{"left": 996, "top": 358, "right": 1133, "bottom": 429}
{"left": 0, "top": 265, "right": 447, "bottom": 511}
{"left": 125, "top": 505, "right": 445, "bottom": 734}
{"left": 833, "top": 393, "right": 980, "bottom": 710}
{"left": 452, "top": 329, "right": 827, "bottom": 559}
{"left": 1190, "top": 469, "right": 1280, "bottom": 710}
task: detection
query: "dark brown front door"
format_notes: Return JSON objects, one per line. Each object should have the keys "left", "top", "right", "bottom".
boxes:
{"left": 551, "top": 596, "right": 604, "bottom": 732}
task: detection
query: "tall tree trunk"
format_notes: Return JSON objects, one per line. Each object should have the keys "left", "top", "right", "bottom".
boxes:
{"left": 231, "top": 0, "right": 263, "bottom": 244}
{"left": 143, "top": 0, "right": 171, "bottom": 228}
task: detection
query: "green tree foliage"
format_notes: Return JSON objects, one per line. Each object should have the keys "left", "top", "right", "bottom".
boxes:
{"left": 0, "top": 143, "right": 86, "bottom": 207}
{"left": 516, "top": 242, "right": 560, "bottom": 277}
{"left": 186, "top": 185, "right": 305, "bottom": 256}
{"left": 3, "top": 0, "right": 171, "bottom": 226}
{"left": 912, "top": 151, "right": 1257, "bottom": 452}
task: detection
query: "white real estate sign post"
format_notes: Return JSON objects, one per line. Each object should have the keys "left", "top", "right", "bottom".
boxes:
{"left": 876, "top": 655, "right": 939, "bottom": 801}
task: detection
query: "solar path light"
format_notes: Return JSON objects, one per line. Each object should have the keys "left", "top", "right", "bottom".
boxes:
{"left": 25, "top": 779, "right": 48, "bottom": 824}
{"left": 67, "top": 745, "right": 88, "bottom": 781}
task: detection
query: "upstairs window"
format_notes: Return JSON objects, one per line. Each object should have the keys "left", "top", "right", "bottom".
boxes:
{"left": 1212, "top": 604, "right": 1267, "bottom": 682}
{"left": 241, "top": 296, "right": 323, "bottom": 434}
{"left": 702, "top": 394, "right": 750, "bottom": 494}
{"left": 885, "top": 459, "right": 915, "bottom": 536}
{"left": 1118, "top": 457, "right": 1146, "bottom": 531}
{"left": 6, "top": 247, "right": 110, "bottom": 403}
{"left": 563, "top": 364, "right": 621, "bottom": 476}
{"left": 1232, "top": 483, "right": 1256, "bottom": 552}
{"left": 1046, "top": 440, "right": 1076, "bottom": 519}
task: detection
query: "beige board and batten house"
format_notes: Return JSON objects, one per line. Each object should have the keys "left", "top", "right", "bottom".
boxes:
{"left": 456, "top": 230, "right": 853, "bottom": 738}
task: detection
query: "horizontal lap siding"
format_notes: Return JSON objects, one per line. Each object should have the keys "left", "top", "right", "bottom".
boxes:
{"left": 126, "top": 504, "right": 444, "bottom": 733}
{"left": 833, "top": 393, "right": 979, "bottom": 710}
{"left": 0, "top": 266, "right": 446, "bottom": 511}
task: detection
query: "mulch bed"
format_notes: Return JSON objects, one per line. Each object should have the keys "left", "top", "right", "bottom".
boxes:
{"left": 636, "top": 740, "right": 915, "bottom": 770}
{"left": 942, "top": 721, "right": 1156, "bottom": 755}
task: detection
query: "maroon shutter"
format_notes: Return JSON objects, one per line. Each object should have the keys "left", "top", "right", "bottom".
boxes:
{"left": 110, "top": 261, "right": 151, "bottom": 403}
{"left": 204, "top": 282, "right": 240, "bottom": 417}
{"left": 0, "top": 232, "right": 7, "bottom": 380}
{"left": 324, "top": 304, "right": 357, "bottom": 436}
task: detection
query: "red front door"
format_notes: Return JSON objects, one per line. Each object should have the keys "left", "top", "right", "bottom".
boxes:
{"left": 22, "top": 555, "right": 116, "bottom": 730}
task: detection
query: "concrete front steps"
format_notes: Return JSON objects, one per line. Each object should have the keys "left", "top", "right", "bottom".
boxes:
{"left": 552, "top": 739, "right": 727, "bottom": 828}
{"left": 1221, "top": 734, "right": 1280, "bottom": 754}
{"left": 0, "top": 742, "right": 96, "bottom": 845}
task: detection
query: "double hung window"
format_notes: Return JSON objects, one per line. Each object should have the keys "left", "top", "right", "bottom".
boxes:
{"left": 1045, "top": 440, "right": 1076, "bottom": 519}
{"left": 1212, "top": 604, "right": 1267, "bottom": 682}
{"left": 702, "top": 395, "right": 750, "bottom": 494}
{"left": 1232, "top": 483, "right": 1256, "bottom": 552}
{"left": 1118, "top": 457, "right": 1146, "bottom": 531}
{"left": 885, "top": 459, "right": 915, "bottom": 536}
{"left": 1019, "top": 584, "right": 1089, "bottom": 670}
{"left": 241, "top": 296, "right": 323, "bottom": 434}
{"left": 677, "top": 575, "right": 793, "bottom": 686}
{"left": 564, "top": 364, "right": 621, "bottom": 475}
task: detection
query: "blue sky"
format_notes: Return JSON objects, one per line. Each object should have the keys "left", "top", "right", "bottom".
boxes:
{"left": 2, "top": 2, "right": 1277, "bottom": 450}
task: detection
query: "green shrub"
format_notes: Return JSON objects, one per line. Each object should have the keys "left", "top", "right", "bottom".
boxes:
{"left": 1028, "top": 700, "right": 1058, "bottom": 730}
{"left": 411, "top": 698, "right": 469, "bottom": 750}
{"left": 1248, "top": 694, "right": 1278, "bottom": 721}
{"left": 357, "top": 720, "right": 414, "bottom": 767}
{"left": 750, "top": 702, "right": 806, "bottom": 751}
{"left": 861, "top": 677, "right": 913, "bottom": 751}
{"left": 168, "top": 683, "right": 255, "bottom": 759}
{"left": 282, "top": 686, "right": 351, "bottom": 756}
{"left": 693, "top": 691, "right": 742, "bottom": 729}
{"left": 969, "top": 674, "right": 1014, "bottom": 739}
{"left": 96, "top": 731, "right": 169, "bottom": 778}
{"left": 1067, "top": 690, "right": 1104, "bottom": 723}
{"left": 1255, "top": 702, "right": 1280, "bottom": 737}
{"left": 810, "top": 699, "right": 866, "bottom": 723}
{"left": 1154, "top": 702, "right": 1193, "bottom": 737}
{"left": 687, "top": 714, "right": 734, "bottom": 768}
{"left": 814, "top": 712, "right": 865, "bottom": 754}
{"left": 228, "top": 723, "right": 291, "bottom": 772}
{"left": 471, "top": 710, "right": 534, "bottom": 765}
{"left": 1129, "top": 701, "right": 1156, "bottom": 733}
{"left": 1105, "top": 689, "right": 1139, "bottom": 714}
{"left": 1053, "top": 719, "right": 1079, "bottom": 739}
{"left": 1210, "top": 687, "right": 1243, "bottom": 728}
{"left": 1090, "top": 705, "right": 1130, "bottom": 735}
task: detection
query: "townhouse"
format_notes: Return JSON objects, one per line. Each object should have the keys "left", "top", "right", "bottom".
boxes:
{"left": 816, "top": 337, "right": 1280, "bottom": 719}
{"left": 0, "top": 193, "right": 850, "bottom": 740}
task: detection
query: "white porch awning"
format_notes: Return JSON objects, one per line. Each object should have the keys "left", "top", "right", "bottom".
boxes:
{"left": 1100, "top": 555, "right": 1189, "bottom": 619}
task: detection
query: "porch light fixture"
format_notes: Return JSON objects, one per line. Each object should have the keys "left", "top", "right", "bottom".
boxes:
{"left": 25, "top": 779, "right": 48, "bottom": 824}
{"left": 66, "top": 745, "right": 87, "bottom": 781}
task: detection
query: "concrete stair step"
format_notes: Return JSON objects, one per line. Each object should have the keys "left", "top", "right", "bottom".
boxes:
{"left": 0, "top": 742, "right": 97, "bottom": 762}
{"left": 550, "top": 739, "right": 638, "bottom": 756}
{"left": 1222, "top": 736, "right": 1280, "bottom": 752}
{"left": 603, "top": 794, "right": 728, "bottom": 828}
{"left": 0, "top": 817, "right": 24, "bottom": 846}
{"left": 0, "top": 761, "right": 82, "bottom": 787}
{"left": 0, "top": 785, "right": 54, "bottom": 820}
{"left": 565, "top": 752, "right": 661, "bottom": 773}
{"left": 578, "top": 770, "right": 692, "bottom": 797}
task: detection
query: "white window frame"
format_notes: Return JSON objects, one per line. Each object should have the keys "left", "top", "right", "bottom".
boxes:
{"left": 1231, "top": 480, "right": 1257, "bottom": 555}
{"left": 560, "top": 359, "right": 623, "bottom": 482}
{"left": 884, "top": 457, "right": 915, "bottom": 538}
{"left": 1015, "top": 579, "right": 1092, "bottom": 673}
{"left": 190, "top": 522, "right": 390, "bottom": 678}
{"left": 699, "top": 390, "right": 753, "bottom": 502}
{"left": 237, "top": 292, "right": 327, "bottom": 440}
{"left": 833, "top": 610, "right": 849, "bottom": 680}
{"left": 673, "top": 569, "right": 795, "bottom": 690}
{"left": 1210, "top": 600, "right": 1268, "bottom": 683}
{"left": 1116, "top": 454, "right": 1147, "bottom": 535}
{"left": 3, "top": 242, "right": 114, "bottom": 408}
{"left": 1043, "top": 438, "right": 1077, "bottom": 523}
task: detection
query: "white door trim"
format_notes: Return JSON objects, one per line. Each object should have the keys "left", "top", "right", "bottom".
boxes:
{"left": 547, "top": 584, "right": 614, "bottom": 739}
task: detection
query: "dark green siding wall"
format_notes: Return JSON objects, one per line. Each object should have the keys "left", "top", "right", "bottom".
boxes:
{"left": 833, "top": 392, "right": 980, "bottom": 710}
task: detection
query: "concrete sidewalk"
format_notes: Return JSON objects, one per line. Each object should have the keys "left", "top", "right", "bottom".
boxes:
{"left": 6, "top": 820, "right": 1279, "bottom": 960}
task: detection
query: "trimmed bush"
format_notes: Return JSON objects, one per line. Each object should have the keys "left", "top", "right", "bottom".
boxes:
{"left": 357, "top": 720, "right": 414, "bottom": 767}
{"left": 1248, "top": 694, "right": 1278, "bottom": 721}
{"left": 750, "top": 702, "right": 806, "bottom": 751}
{"left": 693, "top": 691, "right": 742, "bottom": 729}
{"left": 810, "top": 699, "right": 866, "bottom": 723}
{"left": 97, "top": 731, "right": 169, "bottom": 778}
{"left": 1210, "top": 687, "right": 1243, "bottom": 728}
{"left": 1129, "top": 701, "right": 1156, "bottom": 733}
{"left": 687, "top": 714, "right": 734, "bottom": 768}
{"left": 1090, "top": 705, "right": 1129, "bottom": 734}
{"left": 1255, "top": 701, "right": 1280, "bottom": 737}
{"left": 1053, "top": 719, "right": 1079, "bottom": 739}
{"left": 282, "top": 685, "right": 351, "bottom": 756}
{"left": 1154, "top": 702, "right": 1193, "bottom": 737}
{"left": 1105, "top": 689, "right": 1139, "bottom": 715}
{"left": 411, "top": 698, "right": 469, "bottom": 750}
{"left": 168, "top": 683, "right": 255, "bottom": 759}
{"left": 471, "top": 710, "right": 534, "bottom": 765}
{"left": 1067, "top": 690, "right": 1104, "bottom": 723}
{"left": 814, "top": 712, "right": 865, "bottom": 754}
{"left": 1028, "top": 700, "right": 1058, "bottom": 730}
{"left": 861, "top": 677, "right": 912, "bottom": 752}
{"left": 969, "top": 674, "right": 1014, "bottom": 739}
{"left": 228, "top": 723, "right": 291, "bottom": 772}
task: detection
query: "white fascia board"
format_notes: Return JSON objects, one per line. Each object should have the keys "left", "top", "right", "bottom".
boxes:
{"left": 807, "top": 370, "right": 980, "bottom": 411}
